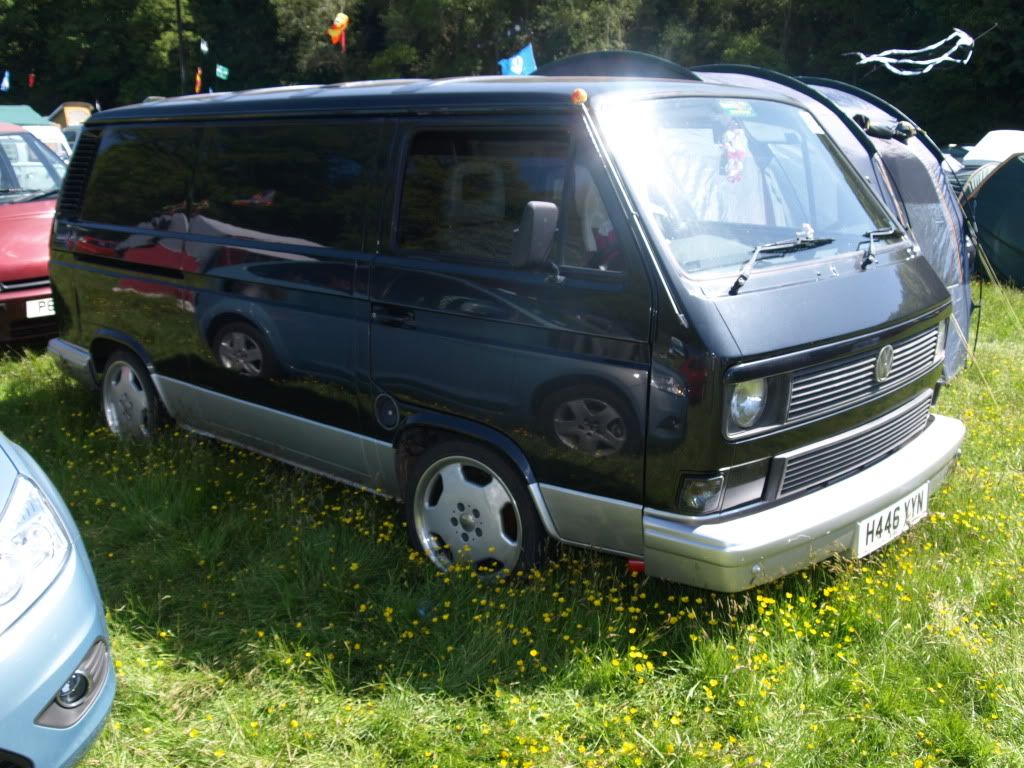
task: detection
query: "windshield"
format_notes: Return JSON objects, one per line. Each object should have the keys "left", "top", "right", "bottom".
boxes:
{"left": 0, "top": 131, "right": 66, "bottom": 202}
{"left": 596, "top": 96, "right": 898, "bottom": 284}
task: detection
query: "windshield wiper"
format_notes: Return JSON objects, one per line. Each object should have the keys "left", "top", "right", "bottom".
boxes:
{"left": 729, "top": 236, "right": 834, "bottom": 295}
{"left": 0, "top": 188, "right": 28, "bottom": 195}
{"left": 859, "top": 227, "right": 897, "bottom": 269}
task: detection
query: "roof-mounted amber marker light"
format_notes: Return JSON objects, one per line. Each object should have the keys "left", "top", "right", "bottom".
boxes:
{"left": 570, "top": 88, "right": 589, "bottom": 105}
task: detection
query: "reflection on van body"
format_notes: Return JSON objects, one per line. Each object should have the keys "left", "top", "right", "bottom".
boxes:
{"left": 49, "top": 79, "right": 963, "bottom": 591}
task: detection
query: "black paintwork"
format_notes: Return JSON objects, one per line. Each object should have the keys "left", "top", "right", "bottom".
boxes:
{"left": 82, "top": 78, "right": 780, "bottom": 126}
{"left": 50, "top": 75, "right": 952, "bottom": 523}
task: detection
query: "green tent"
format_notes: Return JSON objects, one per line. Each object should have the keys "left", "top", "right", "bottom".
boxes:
{"left": 0, "top": 105, "right": 51, "bottom": 126}
{"left": 963, "top": 154, "right": 1024, "bottom": 286}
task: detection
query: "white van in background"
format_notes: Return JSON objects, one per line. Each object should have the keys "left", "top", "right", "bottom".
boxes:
{"left": 23, "top": 123, "right": 71, "bottom": 163}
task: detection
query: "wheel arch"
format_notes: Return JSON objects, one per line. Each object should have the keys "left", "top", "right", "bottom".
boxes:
{"left": 90, "top": 330, "right": 155, "bottom": 375}
{"left": 392, "top": 411, "right": 562, "bottom": 541}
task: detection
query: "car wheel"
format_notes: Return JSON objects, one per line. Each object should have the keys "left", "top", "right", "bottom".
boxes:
{"left": 212, "top": 321, "right": 278, "bottom": 378}
{"left": 101, "top": 350, "right": 162, "bottom": 439}
{"left": 406, "top": 440, "right": 546, "bottom": 576}
{"left": 541, "top": 383, "right": 638, "bottom": 457}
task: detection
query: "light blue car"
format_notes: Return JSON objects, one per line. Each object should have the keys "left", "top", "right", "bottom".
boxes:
{"left": 0, "top": 433, "right": 114, "bottom": 767}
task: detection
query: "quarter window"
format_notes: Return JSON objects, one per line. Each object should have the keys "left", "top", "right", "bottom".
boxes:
{"left": 80, "top": 126, "right": 196, "bottom": 227}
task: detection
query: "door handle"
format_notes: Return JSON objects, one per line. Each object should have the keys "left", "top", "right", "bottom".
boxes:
{"left": 371, "top": 304, "right": 416, "bottom": 328}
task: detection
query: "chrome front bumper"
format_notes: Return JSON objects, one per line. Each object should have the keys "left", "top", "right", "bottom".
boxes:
{"left": 643, "top": 413, "right": 965, "bottom": 592}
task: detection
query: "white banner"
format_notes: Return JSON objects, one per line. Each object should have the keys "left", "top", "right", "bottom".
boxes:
{"left": 849, "top": 28, "right": 974, "bottom": 76}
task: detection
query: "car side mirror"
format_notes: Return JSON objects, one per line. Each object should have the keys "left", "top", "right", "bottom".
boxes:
{"left": 511, "top": 201, "right": 559, "bottom": 269}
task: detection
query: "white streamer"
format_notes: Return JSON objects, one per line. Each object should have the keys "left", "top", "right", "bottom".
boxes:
{"left": 849, "top": 28, "right": 974, "bottom": 76}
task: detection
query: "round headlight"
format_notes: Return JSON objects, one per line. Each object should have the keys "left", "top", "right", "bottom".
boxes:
{"left": 730, "top": 378, "right": 767, "bottom": 430}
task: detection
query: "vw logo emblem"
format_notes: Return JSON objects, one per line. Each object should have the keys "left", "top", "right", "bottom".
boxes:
{"left": 875, "top": 345, "right": 895, "bottom": 383}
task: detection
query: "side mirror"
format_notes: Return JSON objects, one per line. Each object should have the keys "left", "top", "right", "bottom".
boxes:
{"left": 511, "top": 201, "right": 559, "bottom": 268}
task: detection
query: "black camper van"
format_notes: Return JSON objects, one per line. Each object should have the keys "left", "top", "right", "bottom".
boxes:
{"left": 47, "top": 76, "right": 964, "bottom": 591}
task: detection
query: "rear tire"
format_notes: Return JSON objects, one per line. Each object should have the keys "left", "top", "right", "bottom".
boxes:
{"left": 405, "top": 439, "right": 547, "bottom": 576}
{"left": 101, "top": 350, "right": 162, "bottom": 439}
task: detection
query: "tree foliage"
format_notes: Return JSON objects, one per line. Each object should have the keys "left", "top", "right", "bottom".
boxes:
{"left": 0, "top": 0, "right": 1019, "bottom": 141}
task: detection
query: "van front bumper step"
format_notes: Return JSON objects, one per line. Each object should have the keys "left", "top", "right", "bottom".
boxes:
{"left": 642, "top": 413, "right": 965, "bottom": 592}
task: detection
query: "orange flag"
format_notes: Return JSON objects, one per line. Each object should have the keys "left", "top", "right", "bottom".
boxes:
{"left": 326, "top": 12, "right": 349, "bottom": 53}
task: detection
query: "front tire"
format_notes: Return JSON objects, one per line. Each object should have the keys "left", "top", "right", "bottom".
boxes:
{"left": 406, "top": 440, "right": 546, "bottom": 576}
{"left": 101, "top": 350, "right": 162, "bottom": 439}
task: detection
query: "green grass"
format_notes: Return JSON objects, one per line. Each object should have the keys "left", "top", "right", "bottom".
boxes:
{"left": 2, "top": 284, "right": 1023, "bottom": 767}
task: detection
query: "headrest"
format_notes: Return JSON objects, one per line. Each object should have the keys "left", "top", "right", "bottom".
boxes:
{"left": 445, "top": 160, "right": 505, "bottom": 224}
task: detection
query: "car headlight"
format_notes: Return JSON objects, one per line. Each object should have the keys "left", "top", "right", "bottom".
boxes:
{"left": 0, "top": 476, "right": 71, "bottom": 636}
{"left": 728, "top": 378, "right": 767, "bottom": 431}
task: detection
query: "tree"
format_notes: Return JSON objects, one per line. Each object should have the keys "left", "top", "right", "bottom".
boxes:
{"left": 0, "top": 0, "right": 1019, "bottom": 139}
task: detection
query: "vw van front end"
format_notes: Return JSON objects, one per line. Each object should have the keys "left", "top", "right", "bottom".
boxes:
{"left": 595, "top": 90, "right": 965, "bottom": 591}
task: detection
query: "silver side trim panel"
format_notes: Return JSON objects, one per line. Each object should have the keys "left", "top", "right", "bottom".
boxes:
{"left": 643, "top": 413, "right": 965, "bottom": 592}
{"left": 47, "top": 338, "right": 98, "bottom": 389}
{"left": 366, "top": 440, "right": 401, "bottom": 499}
{"left": 537, "top": 483, "right": 643, "bottom": 557}
{"left": 152, "top": 376, "right": 400, "bottom": 497}
{"left": 527, "top": 484, "right": 561, "bottom": 542}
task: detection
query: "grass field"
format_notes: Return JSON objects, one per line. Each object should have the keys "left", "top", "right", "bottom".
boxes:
{"left": 1, "top": 285, "right": 1022, "bottom": 767}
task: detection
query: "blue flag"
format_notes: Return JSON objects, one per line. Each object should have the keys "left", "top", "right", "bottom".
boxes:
{"left": 498, "top": 43, "right": 537, "bottom": 76}
{"left": 0, "top": 70, "right": 9, "bottom": 93}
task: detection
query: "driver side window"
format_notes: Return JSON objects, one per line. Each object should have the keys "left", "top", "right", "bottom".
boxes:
{"left": 397, "top": 128, "right": 569, "bottom": 265}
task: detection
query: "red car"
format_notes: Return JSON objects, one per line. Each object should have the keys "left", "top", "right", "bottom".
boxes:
{"left": 0, "top": 122, "right": 66, "bottom": 343}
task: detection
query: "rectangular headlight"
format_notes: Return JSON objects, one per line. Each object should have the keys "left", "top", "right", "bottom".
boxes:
{"left": 0, "top": 476, "right": 71, "bottom": 636}
{"left": 676, "top": 474, "right": 725, "bottom": 515}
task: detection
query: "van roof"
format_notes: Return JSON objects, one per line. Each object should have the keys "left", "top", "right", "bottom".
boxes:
{"left": 86, "top": 76, "right": 784, "bottom": 123}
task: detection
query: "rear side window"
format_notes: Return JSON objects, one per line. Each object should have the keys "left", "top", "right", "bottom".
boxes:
{"left": 195, "top": 122, "right": 387, "bottom": 251}
{"left": 398, "top": 129, "right": 569, "bottom": 263}
{"left": 80, "top": 126, "right": 196, "bottom": 226}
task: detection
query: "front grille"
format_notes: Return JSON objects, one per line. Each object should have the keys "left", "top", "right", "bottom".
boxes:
{"left": 787, "top": 327, "right": 940, "bottom": 424}
{"left": 774, "top": 393, "right": 932, "bottom": 498}
{"left": 0, "top": 278, "right": 50, "bottom": 292}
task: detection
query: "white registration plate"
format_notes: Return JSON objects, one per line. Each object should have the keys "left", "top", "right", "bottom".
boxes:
{"left": 854, "top": 482, "right": 929, "bottom": 558}
{"left": 25, "top": 297, "right": 55, "bottom": 319}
